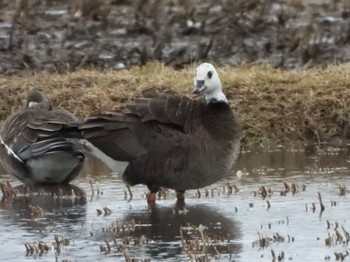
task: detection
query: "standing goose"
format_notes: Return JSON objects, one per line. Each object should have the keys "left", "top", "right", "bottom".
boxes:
{"left": 0, "top": 90, "right": 85, "bottom": 185}
{"left": 79, "top": 63, "right": 241, "bottom": 202}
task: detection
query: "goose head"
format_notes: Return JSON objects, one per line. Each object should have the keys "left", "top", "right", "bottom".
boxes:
{"left": 193, "top": 63, "right": 227, "bottom": 104}
{"left": 25, "top": 90, "right": 53, "bottom": 110}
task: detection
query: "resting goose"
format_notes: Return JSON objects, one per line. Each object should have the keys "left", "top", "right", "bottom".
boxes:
{"left": 78, "top": 63, "right": 241, "bottom": 202}
{"left": 0, "top": 90, "right": 85, "bottom": 185}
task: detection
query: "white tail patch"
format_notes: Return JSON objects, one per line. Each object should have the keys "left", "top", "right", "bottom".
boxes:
{"left": 68, "top": 138, "right": 128, "bottom": 175}
{"left": 0, "top": 135, "right": 23, "bottom": 163}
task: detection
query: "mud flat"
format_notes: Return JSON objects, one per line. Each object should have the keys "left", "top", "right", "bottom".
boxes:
{"left": 0, "top": 0, "right": 350, "bottom": 74}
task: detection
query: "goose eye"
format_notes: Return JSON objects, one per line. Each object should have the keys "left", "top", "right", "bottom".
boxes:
{"left": 207, "top": 71, "right": 213, "bottom": 79}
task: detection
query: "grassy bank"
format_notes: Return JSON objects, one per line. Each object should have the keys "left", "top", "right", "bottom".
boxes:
{"left": 1, "top": 62, "right": 350, "bottom": 145}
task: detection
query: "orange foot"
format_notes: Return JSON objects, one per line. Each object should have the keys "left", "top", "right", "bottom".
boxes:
{"left": 146, "top": 192, "right": 157, "bottom": 203}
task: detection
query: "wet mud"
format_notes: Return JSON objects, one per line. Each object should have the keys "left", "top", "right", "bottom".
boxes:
{"left": 1, "top": 0, "right": 350, "bottom": 75}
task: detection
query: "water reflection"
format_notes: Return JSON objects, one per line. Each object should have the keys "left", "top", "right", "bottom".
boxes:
{"left": 96, "top": 202, "right": 241, "bottom": 259}
{"left": 0, "top": 184, "right": 87, "bottom": 231}
{"left": 0, "top": 144, "right": 349, "bottom": 261}
{"left": 236, "top": 144, "right": 350, "bottom": 180}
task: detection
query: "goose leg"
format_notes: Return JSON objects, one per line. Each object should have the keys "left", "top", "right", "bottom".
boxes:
{"left": 146, "top": 184, "right": 160, "bottom": 203}
{"left": 176, "top": 190, "right": 185, "bottom": 202}
{"left": 146, "top": 192, "right": 157, "bottom": 203}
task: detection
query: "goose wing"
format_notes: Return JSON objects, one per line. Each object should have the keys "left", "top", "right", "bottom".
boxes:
{"left": 125, "top": 88, "right": 203, "bottom": 132}
{"left": 78, "top": 88, "right": 204, "bottom": 161}
{"left": 1, "top": 109, "right": 77, "bottom": 154}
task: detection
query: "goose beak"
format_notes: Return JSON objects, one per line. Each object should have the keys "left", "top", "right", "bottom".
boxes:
{"left": 193, "top": 80, "right": 205, "bottom": 95}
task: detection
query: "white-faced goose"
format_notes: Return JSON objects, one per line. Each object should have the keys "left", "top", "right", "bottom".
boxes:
{"left": 0, "top": 90, "right": 85, "bottom": 185}
{"left": 78, "top": 63, "right": 241, "bottom": 202}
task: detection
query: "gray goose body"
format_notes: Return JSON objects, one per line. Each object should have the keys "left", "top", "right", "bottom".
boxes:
{"left": 0, "top": 90, "right": 85, "bottom": 185}
{"left": 78, "top": 63, "right": 241, "bottom": 196}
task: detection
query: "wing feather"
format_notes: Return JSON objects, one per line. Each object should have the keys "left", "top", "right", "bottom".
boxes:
{"left": 78, "top": 88, "right": 205, "bottom": 162}
{"left": 1, "top": 109, "right": 77, "bottom": 154}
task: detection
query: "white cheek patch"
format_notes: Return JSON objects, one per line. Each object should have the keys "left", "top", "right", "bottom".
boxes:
{"left": 0, "top": 135, "right": 23, "bottom": 163}
{"left": 28, "top": 101, "right": 39, "bottom": 108}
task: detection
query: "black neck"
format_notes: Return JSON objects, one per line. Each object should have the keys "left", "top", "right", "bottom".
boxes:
{"left": 206, "top": 99, "right": 229, "bottom": 107}
{"left": 202, "top": 101, "right": 240, "bottom": 141}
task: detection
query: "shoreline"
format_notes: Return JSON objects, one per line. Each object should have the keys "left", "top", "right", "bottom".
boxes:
{"left": 1, "top": 62, "right": 350, "bottom": 146}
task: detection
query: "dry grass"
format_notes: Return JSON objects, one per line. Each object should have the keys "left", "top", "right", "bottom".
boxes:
{"left": 1, "top": 62, "right": 350, "bottom": 145}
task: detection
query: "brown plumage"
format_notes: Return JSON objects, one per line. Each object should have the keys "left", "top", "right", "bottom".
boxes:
{"left": 78, "top": 63, "right": 241, "bottom": 200}
{"left": 0, "top": 90, "right": 85, "bottom": 184}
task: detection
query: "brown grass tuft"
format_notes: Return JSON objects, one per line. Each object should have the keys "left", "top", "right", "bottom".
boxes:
{"left": 1, "top": 62, "right": 350, "bottom": 145}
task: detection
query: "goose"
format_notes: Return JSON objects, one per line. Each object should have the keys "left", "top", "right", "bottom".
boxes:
{"left": 78, "top": 63, "right": 241, "bottom": 202}
{"left": 0, "top": 90, "right": 85, "bottom": 185}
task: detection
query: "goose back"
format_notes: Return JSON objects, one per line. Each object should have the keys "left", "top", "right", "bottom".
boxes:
{"left": 0, "top": 91, "right": 85, "bottom": 184}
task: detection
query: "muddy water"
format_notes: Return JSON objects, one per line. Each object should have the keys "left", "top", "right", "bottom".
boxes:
{"left": 0, "top": 144, "right": 350, "bottom": 261}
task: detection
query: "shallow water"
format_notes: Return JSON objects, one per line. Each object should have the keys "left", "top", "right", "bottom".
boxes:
{"left": 1, "top": 144, "right": 350, "bottom": 261}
